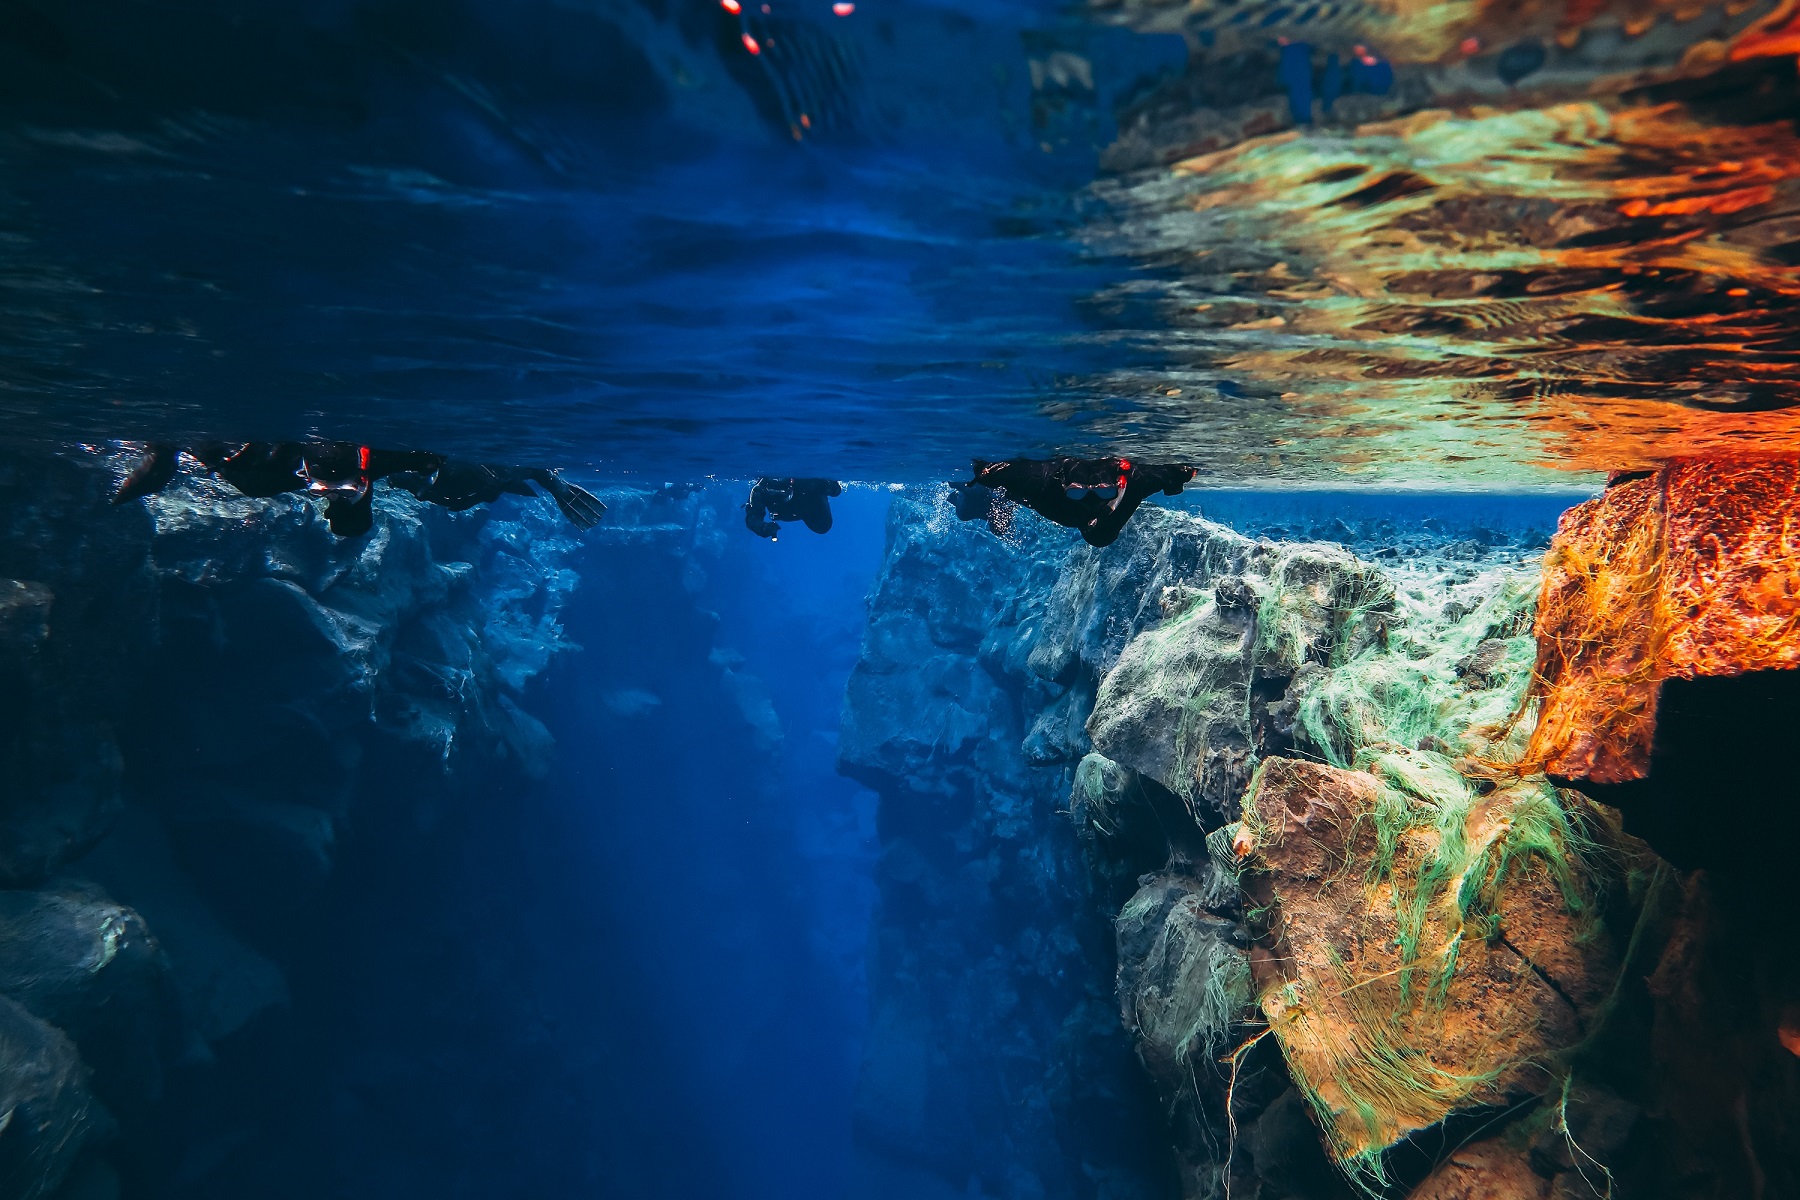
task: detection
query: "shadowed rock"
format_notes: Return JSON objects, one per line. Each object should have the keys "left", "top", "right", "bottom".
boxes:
{"left": 0, "top": 883, "right": 175, "bottom": 1111}
{"left": 0, "top": 994, "right": 110, "bottom": 1200}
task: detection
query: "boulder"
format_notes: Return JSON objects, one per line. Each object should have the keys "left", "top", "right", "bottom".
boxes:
{"left": 0, "top": 994, "right": 108, "bottom": 1200}
{"left": 0, "top": 883, "right": 175, "bottom": 1107}
{"left": 1522, "top": 456, "right": 1800, "bottom": 868}
{"left": 1086, "top": 542, "right": 1393, "bottom": 829}
{"left": 1237, "top": 757, "right": 1615, "bottom": 1176}
{"left": 1409, "top": 1140, "right": 1551, "bottom": 1200}
{"left": 1114, "top": 871, "right": 1252, "bottom": 1097}
{"left": 1088, "top": 582, "right": 1258, "bottom": 828}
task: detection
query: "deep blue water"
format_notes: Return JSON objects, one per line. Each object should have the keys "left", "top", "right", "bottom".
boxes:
{"left": 249, "top": 489, "right": 894, "bottom": 1200}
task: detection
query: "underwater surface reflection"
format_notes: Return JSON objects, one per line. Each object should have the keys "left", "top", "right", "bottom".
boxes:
{"left": 0, "top": 0, "right": 1183, "bottom": 477}
{"left": 6, "top": 0, "right": 1800, "bottom": 483}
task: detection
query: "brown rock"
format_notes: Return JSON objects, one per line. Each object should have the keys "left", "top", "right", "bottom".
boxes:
{"left": 1409, "top": 1140, "right": 1552, "bottom": 1200}
{"left": 1238, "top": 757, "right": 1614, "bottom": 1169}
{"left": 1524, "top": 455, "right": 1800, "bottom": 785}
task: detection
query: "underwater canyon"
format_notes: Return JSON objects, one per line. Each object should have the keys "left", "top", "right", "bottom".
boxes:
{"left": 0, "top": 0, "right": 1797, "bottom": 1197}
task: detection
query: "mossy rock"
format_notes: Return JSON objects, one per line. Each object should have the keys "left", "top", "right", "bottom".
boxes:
{"left": 1237, "top": 757, "right": 1617, "bottom": 1185}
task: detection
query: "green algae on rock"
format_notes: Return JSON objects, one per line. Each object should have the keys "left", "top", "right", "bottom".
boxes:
{"left": 843, "top": 488, "right": 1795, "bottom": 1200}
{"left": 1236, "top": 757, "right": 1614, "bottom": 1186}
{"left": 1064, "top": 498, "right": 1635, "bottom": 1194}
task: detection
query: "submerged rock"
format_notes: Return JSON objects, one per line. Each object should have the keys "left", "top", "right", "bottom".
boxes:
{"left": 0, "top": 883, "right": 174, "bottom": 1109}
{"left": 1088, "top": 579, "right": 1260, "bottom": 828}
{"left": 1409, "top": 1139, "right": 1552, "bottom": 1200}
{"left": 1114, "top": 870, "right": 1251, "bottom": 1098}
{"left": 1085, "top": 535, "right": 1412, "bottom": 828}
{"left": 0, "top": 994, "right": 109, "bottom": 1200}
{"left": 1236, "top": 757, "right": 1614, "bottom": 1176}
{"left": 841, "top": 491, "right": 1177, "bottom": 1200}
{"left": 0, "top": 445, "right": 591, "bottom": 1197}
{"left": 0, "top": 457, "right": 156, "bottom": 888}
{"left": 1068, "top": 512, "right": 1621, "bottom": 1198}
{"left": 1522, "top": 456, "right": 1800, "bottom": 869}
{"left": 844, "top": 492, "right": 1641, "bottom": 1200}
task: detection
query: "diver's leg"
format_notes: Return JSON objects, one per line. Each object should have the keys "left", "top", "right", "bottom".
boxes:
{"left": 801, "top": 498, "right": 833, "bottom": 534}
{"left": 113, "top": 443, "right": 179, "bottom": 504}
{"left": 1082, "top": 492, "right": 1147, "bottom": 547}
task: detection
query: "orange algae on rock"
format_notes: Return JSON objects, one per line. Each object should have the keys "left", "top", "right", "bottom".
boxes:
{"left": 1523, "top": 454, "right": 1800, "bottom": 785}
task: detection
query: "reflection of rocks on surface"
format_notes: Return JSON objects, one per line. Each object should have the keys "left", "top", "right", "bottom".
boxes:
{"left": 846, "top": 488, "right": 1796, "bottom": 1199}
{"left": 0, "top": 447, "right": 582, "bottom": 1198}
{"left": 1081, "top": 50, "right": 1800, "bottom": 485}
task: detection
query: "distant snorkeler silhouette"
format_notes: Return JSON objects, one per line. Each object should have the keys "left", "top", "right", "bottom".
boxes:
{"left": 112, "top": 441, "right": 604, "bottom": 536}
{"left": 743, "top": 477, "right": 841, "bottom": 540}
{"left": 956, "top": 457, "right": 1196, "bottom": 547}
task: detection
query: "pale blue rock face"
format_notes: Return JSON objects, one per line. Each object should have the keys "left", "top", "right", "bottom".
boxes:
{"left": 840, "top": 491, "right": 1167, "bottom": 1200}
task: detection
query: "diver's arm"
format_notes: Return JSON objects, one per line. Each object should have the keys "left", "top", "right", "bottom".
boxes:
{"left": 744, "top": 491, "right": 779, "bottom": 539}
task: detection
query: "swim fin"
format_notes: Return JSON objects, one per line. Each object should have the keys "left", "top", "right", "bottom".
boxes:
{"left": 535, "top": 471, "right": 605, "bottom": 530}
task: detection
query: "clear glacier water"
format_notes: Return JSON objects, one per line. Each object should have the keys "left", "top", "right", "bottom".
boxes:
{"left": 9, "top": 2, "right": 1782, "bottom": 1199}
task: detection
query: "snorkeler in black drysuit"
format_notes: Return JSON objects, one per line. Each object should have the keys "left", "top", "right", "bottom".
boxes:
{"left": 189, "top": 441, "right": 310, "bottom": 497}
{"left": 744, "top": 478, "right": 841, "bottom": 540}
{"left": 956, "top": 457, "right": 1196, "bottom": 547}
{"left": 112, "top": 441, "right": 604, "bottom": 535}
{"left": 385, "top": 461, "right": 605, "bottom": 530}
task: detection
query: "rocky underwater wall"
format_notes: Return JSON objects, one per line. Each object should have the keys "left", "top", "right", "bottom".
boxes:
{"left": 0, "top": 445, "right": 588, "bottom": 1199}
{"left": 0, "top": 451, "right": 888, "bottom": 1200}
{"left": 841, "top": 483, "right": 1800, "bottom": 1200}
